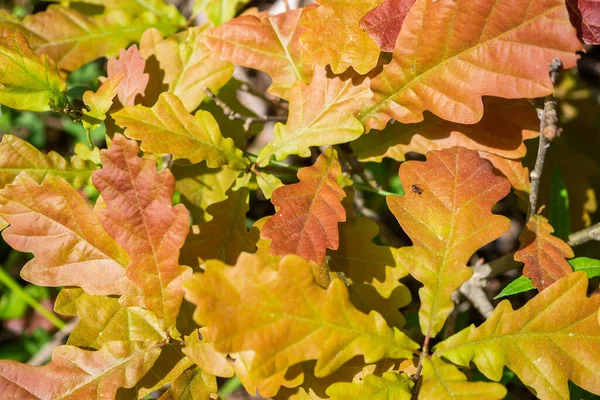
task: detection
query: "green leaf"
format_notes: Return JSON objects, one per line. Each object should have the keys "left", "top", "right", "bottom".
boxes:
{"left": 0, "top": 33, "right": 67, "bottom": 112}
{"left": 193, "top": 0, "right": 251, "bottom": 26}
{"left": 493, "top": 275, "right": 536, "bottom": 299}
{"left": 569, "top": 257, "right": 600, "bottom": 278}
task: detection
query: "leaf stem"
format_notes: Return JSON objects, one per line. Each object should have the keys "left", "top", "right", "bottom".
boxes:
{"left": 0, "top": 266, "right": 65, "bottom": 330}
{"left": 245, "top": 151, "right": 396, "bottom": 197}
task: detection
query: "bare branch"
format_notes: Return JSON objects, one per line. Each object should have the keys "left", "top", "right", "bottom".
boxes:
{"left": 527, "top": 58, "right": 563, "bottom": 221}
{"left": 568, "top": 222, "right": 600, "bottom": 247}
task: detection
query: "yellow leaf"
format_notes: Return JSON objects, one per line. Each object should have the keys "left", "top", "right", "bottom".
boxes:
{"left": 184, "top": 252, "right": 419, "bottom": 379}
{"left": 420, "top": 356, "right": 506, "bottom": 400}
{"left": 0, "top": 33, "right": 66, "bottom": 111}
{"left": 300, "top": 0, "right": 383, "bottom": 74}
{"left": 113, "top": 92, "right": 248, "bottom": 169}
{"left": 258, "top": 67, "right": 372, "bottom": 165}
{"left": 140, "top": 26, "right": 233, "bottom": 112}
{"left": 435, "top": 272, "right": 600, "bottom": 400}
{"left": 326, "top": 371, "right": 413, "bottom": 400}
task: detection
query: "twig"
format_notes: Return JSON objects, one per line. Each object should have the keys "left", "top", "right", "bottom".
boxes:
{"left": 28, "top": 318, "right": 78, "bottom": 366}
{"left": 568, "top": 222, "right": 600, "bottom": 247}
{"left": 459, "top": 272, "right": 494, "bottom": 319}
{"left": 336, "top": 145, "right": 385, "bottom": 192}
{"left": 527, "top": 58, "right": 563, "bottom": 220}
{"left": 203, "top": 88, "right": 286, "bottom": 131}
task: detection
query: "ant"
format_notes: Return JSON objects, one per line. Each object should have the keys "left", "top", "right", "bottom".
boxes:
{"left": 410, "top": 184, "right": 424, "bottom": 197}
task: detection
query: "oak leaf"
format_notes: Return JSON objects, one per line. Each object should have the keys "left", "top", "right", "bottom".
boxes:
{"left": 1, "top": 6, "right": 176, "bottom": 72}
{"left": 420, "top": 356, "right": 506, "bottom": 399}
{"left": 300, "top": 0, "right": 383, "bottom": 74}
{"left": 82, "top": 73, "right": 124, "bottom": 132}
{"left": 359, "top": 0, "right": 416, "bottom": 52}
{"left": 387, "top": 147, "right": 510, "bottom": 337}
{"left": 359, "top": 0, "right": 582, "bottom": 130}
{"left": 435, "top": 272, "right": 600, "bottom": 400}
{"left": 352, "top": 98, "right": 539, "bottom": 162}
{"left": 261, "top": 148, "right": 346, "bottom": 264}
{"left": 0, "top": 175, "right": 131, "bottom": 295}
{"left": 183, "top": 329, "right": 235, "bottom": 378}
{"left": 183, "top": 252, "right": 419, "bottom": 379}
{"left": 567, "top": 0, "right": 600, "bottom": 44}
{"left": 479, "top": 152, "right": 531, "bottom": 196}
{"left": 204, "top": 8, "right": 315, "bottom": 99}
{"left": 44, "top": 0, "right": 186, "bottom": 28}
{"left": 514, "top": 214, "right": 574, "bottom": 291}
{"left": 257, "top": 67, "right": 372, "bottom": 165}
{"left": 54, "top": 288, "right": 166, "bottom": 349}
{"left": 326, "top": 371, "right": 413, "bottom": 399}
{"left": 172, "top": 163, "right": 239, "bottom": 224}
{"left": 140, "top": 26, "right": 234, "bottom": 112}
{"left": 0, "top": 33, "right": 67, "bottom": 111}
{"left": 92, "top": 134, "right": 191, "bottom": 327}
{"left": 180, "top": 186, "right": 256, "bottom": 266}
{"left": 113, "top": 92, "right": 248, "bottom": 169}
{"left": 0, "top": 342, "right": 160, "bottom": 399}
{"left": 329, "top": 213, "right": 411, "bottom": 328}
{"left": 158, "top": 366, "right": 218, "bottom": 400}
{"left": 106, "top": 45, "right": 149, "bottom": 106}
{"left": 0, "top": 134, "right": 96, "bottom": 189}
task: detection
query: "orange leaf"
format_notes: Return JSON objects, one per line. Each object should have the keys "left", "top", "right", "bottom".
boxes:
{"left": 360, "top": 0, "right": 416, "bottom": 52}
{"left": 300, "top": 0, "right": 383, "bottom": 74}
{"left": 388, "top": 147, "right": 510, "bottom": 337}
{"left": 106, "top": 45, "right": 149, "bottom": 106}
{"left": 0, "top": 342, "right": 160, "bottom": 399}
{"left": 204, "top": 8, "right": 315, "bottom": 99}
{"left": 261, "top": 148, "right": 346, "bottom": 264}
{"left": 514, "top": 215, "right": 574, "bottom": 291}
{"left": 353, "top": 98, "right": 539, "bottom": 162}
{"left": 92, "top": 134, "right": 191, "bottom": 327}
{"left": 257, "top": 66, "right": 372, "bottom": 165}
{"left": 479, "top": 152, "right": 530, "bottom": 195}
{"left": 360, "top": 0, "right": 582, "bottom": 130}
{"left": 0, "top": 175, "right": 131, "bottom": 296}
{"left": 183, "top": 253, "right": 418, "bottom": 379}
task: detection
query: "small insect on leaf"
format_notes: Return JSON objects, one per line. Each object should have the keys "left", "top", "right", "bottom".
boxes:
{"left": 411, "top": 184, "right": 423, "bottom": 197}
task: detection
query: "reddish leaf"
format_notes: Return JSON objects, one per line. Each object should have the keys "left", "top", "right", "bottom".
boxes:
{"left": 204, "top": 8, "right": 315, "bottom": 99}
{"left": 388, "top": 148, "right": 510, "bottom": 337}
{"left": 479, "top": 152, "right": 530, "bottom": 196}
{"left": 360, "top": 0, "right": 416, "bottom": 52}
{"left": 359, "top": 0, "right": 582, "bottom": 130}
{"left": 92, "top": 134, "right": 191, "bottom": 327}
{"left": 514, "top": 215, "right": 574, "bottom": 291}
{"left": 0, "top": 342, "right": 160, "bottom": 399}
{"left": 261, "top": 148, "right": 346, "bottom": 264}
{"left": 566, "top": 0, "right": 600, "bottom": 44}
{"left": 0, "top": 175, "right": 131, "bottom": 295}
{"left": 106, "top": 45, "right": 149, "bottom": 106}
